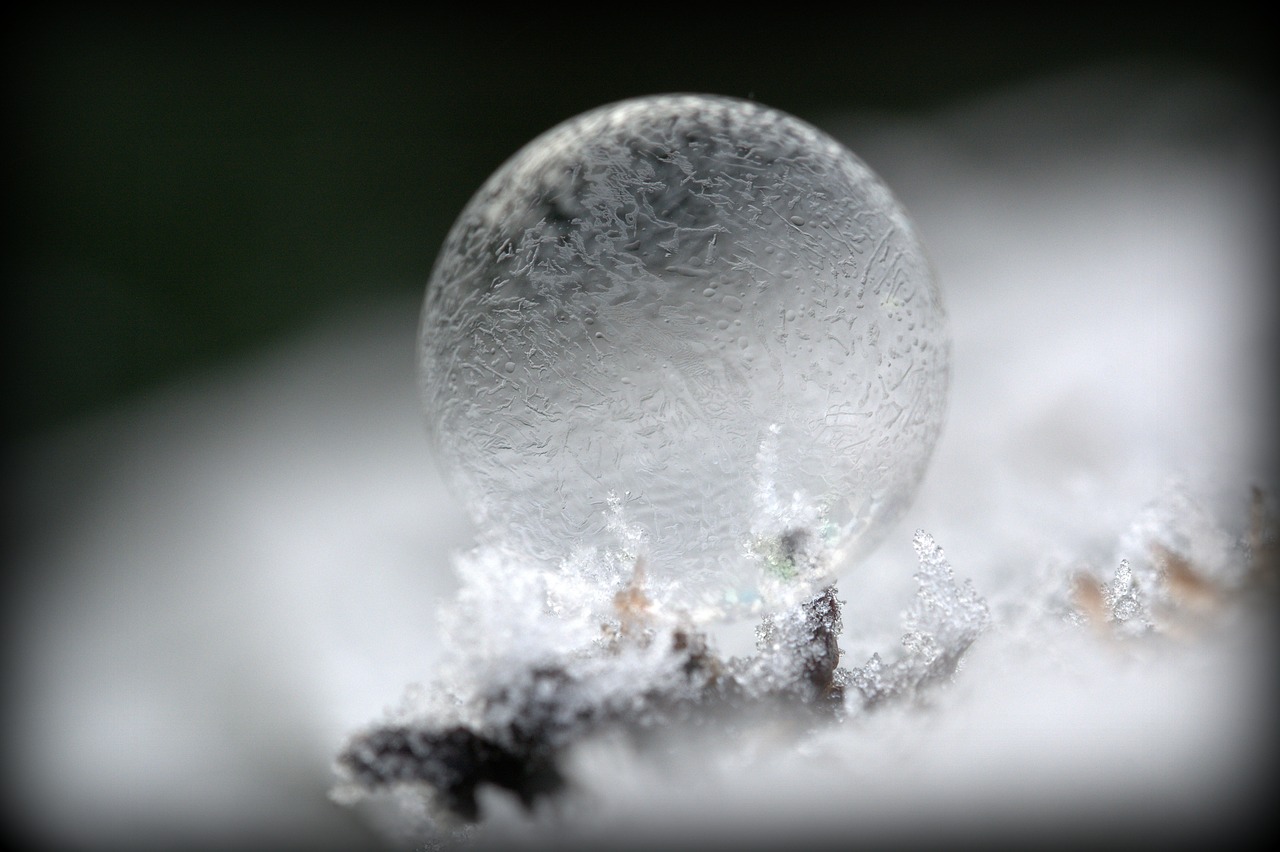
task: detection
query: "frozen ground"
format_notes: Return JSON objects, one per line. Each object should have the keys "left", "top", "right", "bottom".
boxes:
{"left": 4, "top": 67, "right": 1275, "bottom": 850}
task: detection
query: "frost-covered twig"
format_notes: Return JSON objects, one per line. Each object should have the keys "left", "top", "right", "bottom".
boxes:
{"left": 1069, "top": 483, "right": 1278, "bottom": 643}
{"left": 335, "top": 585, "right": 850, "bottom": 824}
{"left": 334, "top": 530, "right": 993, "bottom": 833}
{"left": 739, "top": 584, "right": 846, "bottom": 713}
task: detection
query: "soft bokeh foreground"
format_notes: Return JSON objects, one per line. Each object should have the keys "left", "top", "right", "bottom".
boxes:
{"left": 5, "top": 68, "right": 1275, "bottom": 849}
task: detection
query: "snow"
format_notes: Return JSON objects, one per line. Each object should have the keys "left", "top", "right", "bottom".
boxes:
{"left": 4, "top": 68, "right": 1274, "bottom": 849}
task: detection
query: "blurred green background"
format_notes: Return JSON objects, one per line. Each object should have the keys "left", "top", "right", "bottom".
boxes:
{"left": 4, "top": 7, "right": 1270, "bottom": 444}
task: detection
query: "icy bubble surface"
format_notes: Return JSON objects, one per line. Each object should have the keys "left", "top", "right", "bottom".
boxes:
{"left": 418, "top": 95, "right": 949, "bottom": 620}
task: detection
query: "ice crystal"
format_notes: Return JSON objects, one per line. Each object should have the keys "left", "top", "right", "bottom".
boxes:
{"left": 1101, "top": 559, "right": 1150, "bottom": 632}
{"left": 848, "top": 531, "right": 989, "bottom": 709}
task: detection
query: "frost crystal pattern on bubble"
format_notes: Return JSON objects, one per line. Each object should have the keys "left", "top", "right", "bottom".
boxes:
{"left": 417, "top": 95, "right": 949, "bottom": 619}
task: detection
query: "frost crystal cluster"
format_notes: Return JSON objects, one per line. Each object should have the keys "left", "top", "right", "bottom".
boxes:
{"left": 334, "top": 530, "right": 993, "bottom": 836}
{"left": 849, "top": 531, "right": 989, "bottom": 708}
{"left": 418, "top": 95, "right": 949, "bottom": 619}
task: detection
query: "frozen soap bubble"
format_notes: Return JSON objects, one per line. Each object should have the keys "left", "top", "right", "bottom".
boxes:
{"left": 418, "top": 95, "right": 948, "bottom": 622}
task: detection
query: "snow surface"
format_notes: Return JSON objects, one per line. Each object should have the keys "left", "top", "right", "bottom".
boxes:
{"left": 4, "top": 67, "right": 1275, "bottom": 850}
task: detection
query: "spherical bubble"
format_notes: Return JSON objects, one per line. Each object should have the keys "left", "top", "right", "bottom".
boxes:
{"left": 418, "top": 94, "right": 948, "bottom": 621}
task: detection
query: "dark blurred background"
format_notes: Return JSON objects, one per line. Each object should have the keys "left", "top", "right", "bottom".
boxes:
{"left": 3, "top": 7, "right": 1272, "bottom": 445}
